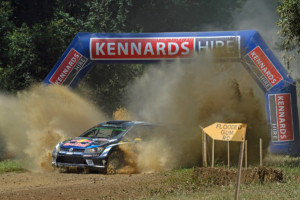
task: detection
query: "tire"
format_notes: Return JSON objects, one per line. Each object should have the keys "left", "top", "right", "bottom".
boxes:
{"left": 106, "top": 151, "right": 125, "bottom": 175}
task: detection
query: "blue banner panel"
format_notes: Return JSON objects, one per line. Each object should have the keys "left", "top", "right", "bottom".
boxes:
{"left": 266, "top": 87, "right": 300, "bottom": 156}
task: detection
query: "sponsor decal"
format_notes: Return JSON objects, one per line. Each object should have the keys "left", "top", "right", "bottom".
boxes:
{"left": 63, "top": 139, "right": 92, "bottom": 147}
{"left": 90, "top": 38, "right": 194, "bottom": 60}
{"left": 269, "top": 93, "right": 294, "bottom": 142}
{"left": 195, "top": 36, "right": 240, "bottom": 58}
{"left": 50, "top": 48, "right": 88, "bottom": 85}
{"left": 247, "top": 46, "right": 283, "bottom": 90}
{"left": 75, "top": 139, "right": 92, "bottom": 143}
{"left": 90, "top": 36, "right": 240, "bottom": 60}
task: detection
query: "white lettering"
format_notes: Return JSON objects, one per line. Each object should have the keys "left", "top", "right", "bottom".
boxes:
{"left": 131, "top": 43, "right": 141, "bottom": 55}
{"left": 198, "top": 41, "right": 209, "bottom": 50}
{"left": 96, "top": 43, "right": 106, "bottom": 55}
{"left": 74, "top": 53, "right": 80, "bottom": 58}
{"left": 226, "top": 40, "right": 234, "bottom": 54}
{"left": 168, "top": 42, "right": 179, "bottom": 55}
{"left": 144, "top": 42, "right": 154, "bottom": 55}
{"left": 118, "top": 43, "right": 128, "bottom": 55}
{"left": 181, "top": 42, "right": 190, "bottom": 55}
{"left": 107, "top": 43, "right": 116, "bottom": 55}
{"left": 216, "top": 41, "right": 224, "bottom": 47}
{"left": 156, "top": 42, "right": 166, "bottom": 55}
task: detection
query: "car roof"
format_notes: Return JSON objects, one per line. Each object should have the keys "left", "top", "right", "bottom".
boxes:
{"left": 98, "top": 120, "right": 153, "bottom": 128}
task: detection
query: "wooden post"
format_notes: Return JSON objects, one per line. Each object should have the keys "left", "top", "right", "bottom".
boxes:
{"left": 235, "top": 125, "right": 247, "bottom": 200}
{"left": 235, "top": 141, "right": 245, "bottom": 200}
{"left": 203, "top": 131, "right": 207, "bottom": 167}
{"left": 227, "top": 140, "right": 230, "bottom": 169}
{"left": 260, "top": 138, "right": 263, "bottom": 167}
{"left": 212, "top": 139, "right": 215, "bottom": 168}
{"left": 245, "top": 140, "right": 248, "bottom": 169}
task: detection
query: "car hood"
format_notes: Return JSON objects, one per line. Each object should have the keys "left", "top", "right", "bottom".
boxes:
{"left": 61, "top": 137, "right": 117, "bottom": 148}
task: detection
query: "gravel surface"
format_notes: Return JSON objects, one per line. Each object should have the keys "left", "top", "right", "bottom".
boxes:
{"left": 0, "top": 171, "right": 168, "bottom": 200}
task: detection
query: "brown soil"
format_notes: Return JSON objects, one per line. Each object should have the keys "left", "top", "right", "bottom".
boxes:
{"left": 192, "top": 167, "right": 284, "bottom": 186}
{"left": 0, "top": 167, "right": 284, "bottom": 200}
{"left": 0, "top": 171, "right": 168, "bottom": 200}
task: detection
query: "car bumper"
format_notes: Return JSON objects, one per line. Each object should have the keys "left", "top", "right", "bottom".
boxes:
{"left": 52, "top": 162, "right": 106, "bottom": 169}
{"left": 52, "top": 153, "right": 107, "bottom": 169}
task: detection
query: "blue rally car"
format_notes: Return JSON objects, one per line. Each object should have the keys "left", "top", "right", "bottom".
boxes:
{"left": 52, "top": 120, "right": 168, "bottom": 174}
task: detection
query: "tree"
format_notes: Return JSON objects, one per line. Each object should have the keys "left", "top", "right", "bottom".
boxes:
{"left": 277, "top": 0, "right": 300, "bottom": 69}
{"left": 0, "top": 0, "right": 135, "bottom": 93}
{"left": 0, "top": 2, "right": 79, "bottom": 91}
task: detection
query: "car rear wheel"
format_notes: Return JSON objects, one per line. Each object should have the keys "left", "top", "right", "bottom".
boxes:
{"left": 107, "top": 151, "right": 125, "bottom": 174}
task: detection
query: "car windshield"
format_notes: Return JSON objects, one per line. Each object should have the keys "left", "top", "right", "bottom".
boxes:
{"left": 79, "top": 126, "right": 126, "bottom": 138}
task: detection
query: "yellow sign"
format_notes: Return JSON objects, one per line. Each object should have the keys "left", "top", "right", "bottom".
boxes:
{"left": 203, "top": 123, "right": 247, "bottom": 142}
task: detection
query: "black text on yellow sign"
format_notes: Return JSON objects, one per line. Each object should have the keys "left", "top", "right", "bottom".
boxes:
{"left": 203, "top": 123, "right": 246, "bottom": 142}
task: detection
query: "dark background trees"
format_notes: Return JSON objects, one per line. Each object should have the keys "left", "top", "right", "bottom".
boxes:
{"left": 0, "top": 0, "right": 298, "bottom": 115}
{"left": 277, "top": 0, "right": 300, "bottom": 70}
{"left": 277, "top": 0, "right": 300, "bottom": 53}
{"left": 0, "top": 0, "right": 135, "bottom": 93}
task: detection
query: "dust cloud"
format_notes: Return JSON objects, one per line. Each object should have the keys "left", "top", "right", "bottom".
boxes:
{"left": 232, "top": 0, "right": 300, "bottom": 80}
{"left": 124, "top": 53, "right": 269, "bottom": 172}
{"left": 0, "top": 56, "right": 270, "bottom": 173}
{"left": 232, "top": 0, "right": 279, "bottom": 51}
{"left": 0, "top": 85, "right": 107, "bottom": 171}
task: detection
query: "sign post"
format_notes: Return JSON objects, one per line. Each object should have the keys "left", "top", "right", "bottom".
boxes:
{"left": 212, "top": 139, "right": 215, "bottom": 168}
{"left": 235, "top": 137, "right": 246, "bottom": 200}
{"left": 245, "top": 140, "right": 248, "bottom": 169}
{"left": 260, "top": 138, "right": 263, "bottom": 167}
{"left": 203, "top": 131, "right": 207, "bottom": 167}
{"left": 203, "top": 122, "right": 247, "bottom": 200}
{"left": 228, "top": 141, "right": 230, "bottom": 169}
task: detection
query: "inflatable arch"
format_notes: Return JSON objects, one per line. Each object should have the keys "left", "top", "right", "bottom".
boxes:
{"left": 43, "top": 30, "right": 300, "bottom": 156}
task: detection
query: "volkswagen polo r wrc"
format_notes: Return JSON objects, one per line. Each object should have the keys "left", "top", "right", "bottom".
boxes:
{"left": 52, "top": 120, "right": 169, "bottom": 174}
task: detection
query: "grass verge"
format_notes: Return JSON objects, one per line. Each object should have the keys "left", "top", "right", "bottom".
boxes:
{"left": 0, "top": 159, "right": 25, "bottom": 173}
{"left": 143, "top": 154, "right": 300, "bottom": 200}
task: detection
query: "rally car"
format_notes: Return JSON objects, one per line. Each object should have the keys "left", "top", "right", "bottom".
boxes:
{"left": 52, "top": 120, "right": 168, "bottom": 174}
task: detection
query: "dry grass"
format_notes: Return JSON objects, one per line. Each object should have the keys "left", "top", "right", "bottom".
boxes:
{"left": 142, "top": 154, "right": 300, "bottom": 200}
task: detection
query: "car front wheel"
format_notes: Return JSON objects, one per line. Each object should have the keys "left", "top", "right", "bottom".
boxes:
{"left": 106, "top": 151, "right": 125, "bottom": 174}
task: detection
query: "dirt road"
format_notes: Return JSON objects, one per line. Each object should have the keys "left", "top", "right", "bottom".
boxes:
{"left": 0, "top": 171, "right": 169, "bottom": 200}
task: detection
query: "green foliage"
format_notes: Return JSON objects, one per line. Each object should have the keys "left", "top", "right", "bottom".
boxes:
{"left": 0, "top": 0, "right": 135, "bottom": 95}
{"left": 0, "top": 160, "right": 25, "bottom": 173}
{"left": 0, "top": 1, "right": 15, "bottom": 36}
{"left": 3, "top": 25, "right": 37, "bottom": 91}
{"left": 0, "top": 1, "right": 15, "bottom": 70}
{"left": 277, "top": 0, "right": 300, "bottom": 68}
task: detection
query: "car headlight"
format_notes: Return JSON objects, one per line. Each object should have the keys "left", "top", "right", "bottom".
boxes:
{"left": 84, "top": 147, "right": 104, "bottom": 154}
{"left": 54, "top": 142, "right": 62, "bottom": 152}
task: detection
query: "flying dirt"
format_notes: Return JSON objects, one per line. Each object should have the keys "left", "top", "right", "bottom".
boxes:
{"left": 0, "top": 85, "right": 108, "bottom": 171}
{"left": 125, "top": 54, "right": 269, "bottom": 168}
